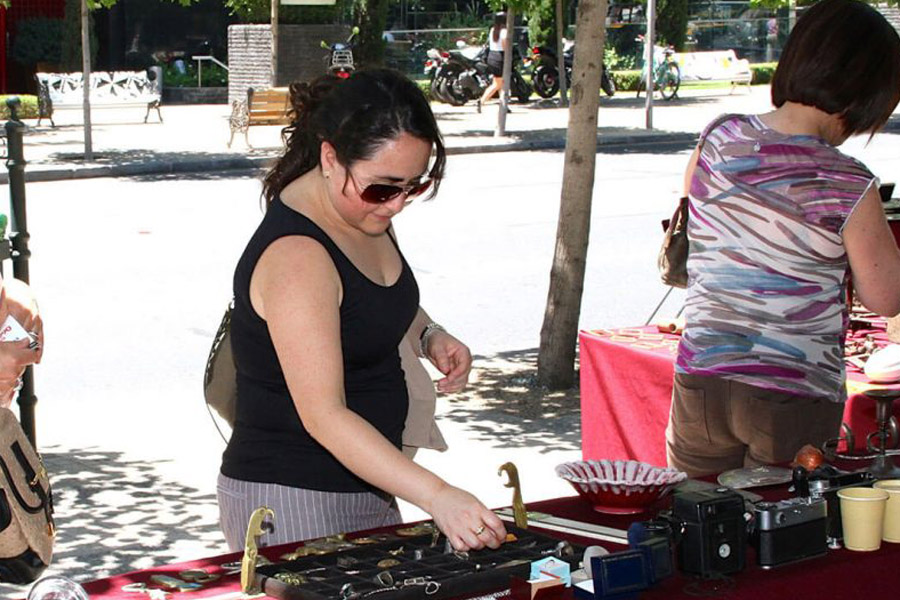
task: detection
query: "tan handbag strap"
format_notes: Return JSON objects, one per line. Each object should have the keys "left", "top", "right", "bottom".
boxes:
{"left": 0, "top": 442, "right": 48, "bottom": 514}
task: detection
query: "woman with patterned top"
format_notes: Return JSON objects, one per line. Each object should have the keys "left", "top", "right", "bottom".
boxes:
{"left": 666, "top": 0, "right": 900, "bottom": 477}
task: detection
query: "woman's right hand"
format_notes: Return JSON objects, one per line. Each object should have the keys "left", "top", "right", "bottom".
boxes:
{"left": 0, "top": 280, "right": 42, "bottom": 408}
{"left": 427, "top": 484, "right": 507, "bottom": 551}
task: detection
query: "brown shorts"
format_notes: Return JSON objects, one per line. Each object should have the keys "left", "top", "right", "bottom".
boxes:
{"left": 665, "top": 372, "right": 844, "bottom": 477}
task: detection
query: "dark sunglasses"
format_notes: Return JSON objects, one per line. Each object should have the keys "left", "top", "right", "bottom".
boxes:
{"left": 348, "top": 169, "right": 433, "bottom": 204}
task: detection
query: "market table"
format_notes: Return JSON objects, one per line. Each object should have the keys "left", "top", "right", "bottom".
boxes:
{"left": 72, "top": 492, "right": 900, "bottom": 600}
{"left": 579, "top": 325, "right": 900, "bottom": 466}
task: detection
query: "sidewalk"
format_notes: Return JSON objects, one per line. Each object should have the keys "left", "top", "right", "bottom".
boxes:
{"left": 3, "top": 85, "right": 781, "bottom": 183}
{"left": 0, "top": 82, "right": 880, "bottom": 597}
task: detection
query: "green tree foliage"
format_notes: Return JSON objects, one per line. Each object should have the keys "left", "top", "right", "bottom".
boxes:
{"left": 656, "top": 0, "right": 688, "bottom": 50}
{"left": 526, "top": 0, "right": 561, "bottom": 48}
{"left": 61, "top": 0, "right": 98, "bottom": 71}
{"left": 223, "top": 0, "right": 346, "bottom": 24}
{"left": 353, "top": 0, "right": 390, "bottom": 67}
{"left": 10, "top": 18, "right": 64, "bottom": 66}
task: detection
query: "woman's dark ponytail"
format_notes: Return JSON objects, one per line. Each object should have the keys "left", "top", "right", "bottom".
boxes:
{"left": 262, "top": 75, "right": 340, "bottom": 205}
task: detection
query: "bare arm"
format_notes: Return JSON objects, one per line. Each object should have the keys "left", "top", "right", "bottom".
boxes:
{"left": 843, "top": 185, "right": 900, "bottom": 316}
{"left": 251, "top": 237, "right": 503, "bottom": 550}
{"left": 0, "top": 279, "right": 43, "bottom": 407}
{"left": 407, "top": 307, "right": 472, "bottom": 393}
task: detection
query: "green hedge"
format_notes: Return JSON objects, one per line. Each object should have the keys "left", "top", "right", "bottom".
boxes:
{"left": 610, "top": 62, "right": 778, "bottom": 92}
{"left": 751, "top": 62, "right": 778, "bottom": 85}
{"left": 611, "top": 70, "right": 642, "bottom": 92}
{"left": 0, "top": 96, "right": 39, "bottom": 120}
{"left": 163, "top": 62, "right": 228, "bottom": 88}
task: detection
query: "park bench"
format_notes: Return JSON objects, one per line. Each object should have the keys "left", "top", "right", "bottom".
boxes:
{"left": 672, "top": 49, "right": 752, "bottom": 92}
{"left": 228, "top": 86, "right": 292, "bottom": 149}
{"left": 35, "top": 70, "right": 163, "bottom": 127}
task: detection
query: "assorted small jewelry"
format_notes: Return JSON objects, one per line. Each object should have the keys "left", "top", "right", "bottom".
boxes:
{"left": 274, "top": 572, "right": 307, "bottom": 586}
{"left": 360, "top": 576, "right": 441, "bottom": 598}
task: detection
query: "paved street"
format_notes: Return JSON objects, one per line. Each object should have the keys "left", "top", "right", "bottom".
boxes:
{"left": 1, "top": 86, "right": 899, "bottom": 596}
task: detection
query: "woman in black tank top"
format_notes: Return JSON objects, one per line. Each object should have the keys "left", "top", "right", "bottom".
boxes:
{"left": 217, "top": 69, "right": 507, "bottom": 553}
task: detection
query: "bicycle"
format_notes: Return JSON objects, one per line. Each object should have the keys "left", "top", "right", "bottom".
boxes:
{"left": 635, "top": 35, "right": 681, "bottom": 101}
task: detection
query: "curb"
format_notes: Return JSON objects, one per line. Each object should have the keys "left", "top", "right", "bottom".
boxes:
{"left": 2, "top": 155, "right": 276, "bottom": 184}
{"left": 1, "top": 130, "right": 700, "bottom": 184}
{"left": 446, "top": 131, "right": 698, "bottom": 155}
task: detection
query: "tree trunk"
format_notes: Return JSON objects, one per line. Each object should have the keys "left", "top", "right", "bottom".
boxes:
{"left": 271, "top": 0, "right": 278, "bottom": 85}
{"left": 495, "top": 8, "right": 515, "bottom": 137}
{"left": 81, "top": 0, "right": 93, "bottom": 161}
{"left": 555, "top": 0, "right": 567, "bottom": 107}
{"left": 644, "top": 0, "right": 655, "bottom": 129}
{"left": 537, "top": 0, "right": 608, "bottom": 390}
{"left": 353, "top": 0, "right": 389, "bottom": 67}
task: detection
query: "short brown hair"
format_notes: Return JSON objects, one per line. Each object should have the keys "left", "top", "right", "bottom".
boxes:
{"left": 771, "top": 0, "right": 900, "bottom": 137}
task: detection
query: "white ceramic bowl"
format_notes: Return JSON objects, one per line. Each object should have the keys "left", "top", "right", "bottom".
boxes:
{"left": 555, "top": 459, "right": 687, "bottom": 514}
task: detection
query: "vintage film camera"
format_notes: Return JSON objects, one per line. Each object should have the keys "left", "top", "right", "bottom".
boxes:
{"left": 671, "top": 488, "right": 747, "bottom": 577}
{"left": 753, "top": 497, "right": 827, "bottom": 568}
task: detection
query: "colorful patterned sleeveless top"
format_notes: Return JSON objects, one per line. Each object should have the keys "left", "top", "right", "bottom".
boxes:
{"left": 676, "top": 114, "right": 878, "bottom": 402}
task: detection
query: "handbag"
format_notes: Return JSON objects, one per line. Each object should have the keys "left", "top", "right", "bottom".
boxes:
{"left": 204, "top": 300, "right": 237, "bottom": 427}
{"left": 657, "top": 114, "right": 736, "bottom": 289}
{"left": 0, "top": 406, "right": 54, "bottom": 584}
{"left": 658, "top": 196, "right": 690, "bottom": 288}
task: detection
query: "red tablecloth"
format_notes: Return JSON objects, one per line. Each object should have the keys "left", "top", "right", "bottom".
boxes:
{"left": 74, "top": 494, "right": 900, "bottom": 600}
{"left": 579, "top": 325, "right": 900, "bottom": 466}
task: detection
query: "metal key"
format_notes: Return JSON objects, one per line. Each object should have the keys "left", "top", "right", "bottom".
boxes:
{"left": 121, "top": 583, "right": 171, "bottom": 600}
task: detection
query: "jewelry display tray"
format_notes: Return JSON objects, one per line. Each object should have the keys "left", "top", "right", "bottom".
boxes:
{"left": 257, "top": 526, "right": 583, "bottom": 600}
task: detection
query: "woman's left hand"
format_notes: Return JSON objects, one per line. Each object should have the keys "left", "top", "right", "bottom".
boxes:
{"left": 424, "top": 330, "right": 471, "bottom": 393}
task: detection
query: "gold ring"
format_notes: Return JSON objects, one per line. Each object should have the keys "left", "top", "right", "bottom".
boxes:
{"left": 474, "top": 525, "right": 485, "bottom": 535}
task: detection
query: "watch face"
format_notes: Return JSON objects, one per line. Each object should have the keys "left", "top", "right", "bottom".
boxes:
{"left": 718, "top": 543, "right": 731, "bottom": 559}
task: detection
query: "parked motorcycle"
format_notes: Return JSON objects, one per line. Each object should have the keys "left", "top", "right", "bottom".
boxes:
{"left": 531, "top": 41, "right": 616, "bottom": 98}
{"left": 321, "top": 27, "right": 359, "bottom": 78}
{"left": 424, "top": 47, "right": 452, "bottom": 103}
{"left": 436, "top": 43, "right": 532, "bottom": 106}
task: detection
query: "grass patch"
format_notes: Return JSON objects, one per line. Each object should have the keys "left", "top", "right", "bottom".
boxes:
{"left": 0, "top": 95, "right": 39, "bottom": 120}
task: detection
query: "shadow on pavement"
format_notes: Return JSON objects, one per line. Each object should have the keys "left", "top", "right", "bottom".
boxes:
{"left": 439, "top": 348, "right": 581, "bottom": 454}
{"left": 597, "top": 138, "right": 696, "bottom": 155}
{"left": 127, "top": 167, "right": 265, "bottom": 183}
{"left": 48, "top": 148, "right": 271, "bottom": 166}
{"left": 0, "top": 448, "right": 226, "bottom": 597}
{"left": 609, "top": 93, "right": 742, "bottom": 108}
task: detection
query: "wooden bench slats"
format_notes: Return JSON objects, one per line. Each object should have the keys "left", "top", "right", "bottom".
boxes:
{"left": 228, "top": 86, "right": 292, "bottom": 148}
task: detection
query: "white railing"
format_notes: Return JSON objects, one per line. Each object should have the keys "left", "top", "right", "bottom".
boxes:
{"left": 191, "top": 55, "right": 229, "bottom": 87}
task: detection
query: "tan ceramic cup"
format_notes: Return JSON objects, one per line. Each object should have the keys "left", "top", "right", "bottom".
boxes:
{"left": 838, "top": 487, "right": 890, "bottom": 551}
{"left": 873, "top": 480, "right": 900, "bottom": 543}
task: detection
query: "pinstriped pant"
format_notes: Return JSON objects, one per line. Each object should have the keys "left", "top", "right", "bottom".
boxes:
{"left": 217, "top": 473, "right": 403, "bottom": 552}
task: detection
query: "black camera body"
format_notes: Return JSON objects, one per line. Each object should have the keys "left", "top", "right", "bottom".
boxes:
{"left": 754, "top": 497, "right": 827, "bottom": 568}
{"left": 672, "top": 488, "right": 747, "bottom": 577}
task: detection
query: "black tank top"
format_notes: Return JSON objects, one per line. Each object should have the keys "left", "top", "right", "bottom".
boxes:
{"left": 221, "top": 197, "right": 419, "bottom": 493}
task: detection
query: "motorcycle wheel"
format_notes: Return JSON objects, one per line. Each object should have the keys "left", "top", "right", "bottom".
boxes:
{"left": 659, "top": 63, "right": 681, "bottom": 101}
{"left": 513, "top": 71, "right": 532, "bottom": 103}
{"left": 439, "top": 73, "right": 469, "bottom": 106}
{"left": 532, "top": 65, "right": 559, "bottom": 99}
{"left": 601, "top": 70, "right": 616, "bottom": 97}
{"left": 429, "top": 75, "right": 444, "bottom": 102}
